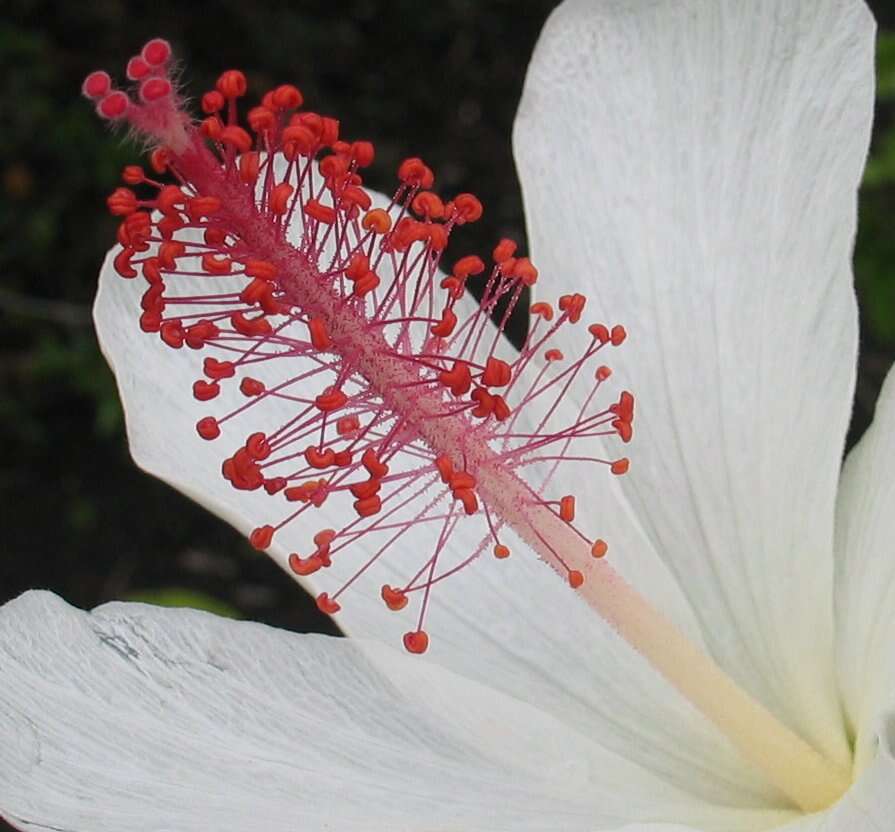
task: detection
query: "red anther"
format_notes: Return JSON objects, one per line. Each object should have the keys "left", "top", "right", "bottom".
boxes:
{"left": 544, "top": 348, "right": 564, "bottom": 362}
{"left": 230, "top": 311, "right": 272, "bottom": 337}
{"left": 512, "top": 257, "right": 539, "bottom": 286}
{"left": 217, "top": 69, "right": 247, "bottom": 98}
{"left": 611, "top": 458, "right": 630, "bottom": 475}
{"left": 140, "top": 284, "right": 164, "bottom": 312}
{"left": 455, "top": 488, "right": 479, "bottom": 515}
{"left": 305, "top": 446, "right": 336, "bottom": 469}
{"left": 440, "top": 276, "right": 464, "bottom": 300}
{"left": 341, "top": 185, "right": 372, "bottom": 211}
{"left": 141, "top": 258, "right": 162, "bottom": 284}
{"left": 449, "top": 471, "right": 476, "bottom": 491}
{"left": 381, "top": 585, "right": 408, "bottom": 611}
{"left": 159, "top": 320, "right": 185, "bottom": 348}
{"left": 610, "top": 324, "right": 627, "bottom": 346}
{"left": 614, "top": 419, "right": 633, "bottom": 443}
{"left": 246, "top": 432, "right": 271, "bottom": 460}
{"left": 192, "top": 379, "right": 220, "bottom": 401}
{"left": 247, "top": 106, "right": 276, "bottom": 133}
{"left": 239, "top": 377, "right": 265, "bottom": 397}
{"left": 97, "top": 91, "right": 130, "bottom": 119}
{"left": 362, "top": 208, "right": 391, "bottom": 234}
{"left": 313, "top": 529, "right": 336, "bottom": 548}
{"left": 315, "top": 592, "right": 340, "bottom": 615}
{"left": 263, "top": 477, "right": 287, "bottom": 495}
{"left": 470, "top": 387, "right": 494, "bottom": 418}
{"left": 139, "top": 310, "right": 162, "bottom": 332}
{"left": 201, "top": 117, "right": 223, "bottom": 139}
{"left": 185, "top": 319, "right": 220, "bottom": 348}
{"left": 157, "top": 241, "right": 185, "bottom": 270}
{"left": 82, "top": 70, "right": 111, "bottom": 100}
{"left": 493, "top": 544, "right": 510, "bottom": 559}
{"left": 320, "top": 117, "right": 340, "bottom": 146}
{"left": 239, "top": 151, "right": 261, "bottom": 184}
{"left": 284, "top": 484, "right": 311, "bottom": 502}
{"left": 201, "top": 90, "right": 225, "bottom": 113}
{"left": 149, "top": 147, "right": 169, "bottom": 174}
{"left": 126, "top": 56, "right": 150, "bottom": 81}
{"left": 282, "top": 125, "right": 316, "bottom": 159}
{"left": 156, "top": 184, "right": 185, "bottom": 214}
{"left": 426, "top": 225, "right": 449, "bottom": 252}
{"left": 250, "top": 525, "right": 274, "bottom": 551}
{"left": 558, "top": 293, "right": 586, "bottom": 324}
{"left": 362, "top": 448, "right": 389, "bottom": 478}
{"left": 140, "top": 78, "right": 172, "bottom": 103}
{"left": 493, "top": 395, "right": 511, "bottom": 421}
{"left": 411, "top": 191, "right": 444, "bottom": 219}
{"left": 204, "top": 357, "right": 235, "bottom": 379}
{"left": 289, "top": 554, "right": 322, "bottom": 576}
{"left": 336, "top": 415, "right": 360, "bottom": 435}
{"left": 497, "top": 257, "right": 517, "bottom": 276}
{"left": 591, "top": 539, "right": 608, "bottom": 558}
{"left": 482, "top": 357, "right": 512, "bottom": 388}
{"left": 319, "top": 155, "right": 348, "bottom": 180}
{"left": 397, "top": 157, "right": 434, "bottom": 188}
{"left": 438, "top": 360, "right": 472, "bottom": 396}
{"left": 430, "top": 307, "right": 457, "bottom": 338}
{"left": 434, "top": 455, "right": 453, "bottom": 484}
{"left": 268, "top": 83, "right": 301, "bottom": 110}
{"left": 121, "top": 165, "right": 144, "bottom": 185}
{"left": 452, "top": 255, "right": 485, "bottom": 280}
{"left": 527, "top": 303, "right": 553, "bottom": 322}
{"left": 240, "top": 277, "right": 272, "bottom": 306}
{"left": 201, "top": 253, "right": 231, "bottom": 275}
{"left": 350, "top": 140, "right": 375, "bottom": 168}
{"left": 403, "top": 630, "right": 429, "bottom": 655}
{"left": 196, "top": 416, "right": 221, "bottom": 440}
{"left": 315, "top": 388, "right": 348, "bottom": 413}
{"left": 352, "top": 271, "right": 380, "bottom": 297}
{"left": 157, "top": 215, "right": 184, "bottom": 240}
{"left": 269, "top": 182, "right": 294, "bottom": 215}
{"left": 220, "top": 125, "right": 253, "bottom": 153}
{"left": 350, "top": 478, "right": 381, "bottom": 499}
{"left": 303, "top": 199, "right": 336, "bottom": 225}
{"left": 141, "top": 38, "right": 171, "bottom": 66}
{"left": 243, "top": 260, "right": 277, "bottom": 281}
{"left": 187, "top": 196, "right": 222, "bottom": 221}
{"left": 492, "top": 238, "right": 517, "bottom": 262}
{"left": 560, "top": 495, "right": 576, "bottom": 522}
{"left": 308, "top": 317, "right": 331, "bottom": 351}
{"left": 568, "top": 570, "right": 585, "bottom": 589}
{"left": 596, "top": 365, "right": 612, "bottom": 381}
{"left": 113, "top": 248, "right": 137, "bottom": 278}
{"left": 453, "top": 193, "right": 483, "bottom": 223}
{"left": 345, "top": 253, "right": 369, "bottom": 280}
{"left": 354, "top": 495, "right": 382, "bottom": 517}
{"left": 589, "top": 323, "right": 610, "bottom": 344}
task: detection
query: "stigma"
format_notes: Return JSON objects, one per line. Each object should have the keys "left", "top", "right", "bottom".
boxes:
{"left": 85, "top": 39, "right": 633, "bottom": 654}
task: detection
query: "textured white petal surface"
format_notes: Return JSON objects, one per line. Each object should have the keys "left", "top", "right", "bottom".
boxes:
{"left": 514, "top": 0, "right": 874, "bottom": 766}
{"left": 835, "top": 365, "right": 895, "bottom": 771}
{"left": 94, "top": 177, "right": 787, "bottom": 801}
{"left": 0, "top": 593, "right": 793, "bottom": 832}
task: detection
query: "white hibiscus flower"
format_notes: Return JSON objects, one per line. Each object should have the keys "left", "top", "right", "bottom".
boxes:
{"left": 2, "top": 1, "right": 891, "bottom": 830}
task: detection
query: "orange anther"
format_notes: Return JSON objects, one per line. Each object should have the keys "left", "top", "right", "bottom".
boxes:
{"left": 320, "top": 116, "right": 340, "bottom": 146}
{"left": 244, "top": 260, "right": 278, "bottom": 281}
{"left": 397, "top": 157, "right": 435, "bottom": 188}
{"left": 560, "top": 495, "right": 575, "bottom": 522}
{"left": 558, "top": 293, "right": 586, "bottom": 324}
{"left": 362, "top": 448, "right": 389, "bottom": 478}
{"left": 493, "top": 544, "right": 510, "bottom": 559}
{"left": 271, "top": 83, "right": 303, "bottom": 110}
{"left": 353, "top": 271, "right": 380, "bottom": 297}
{"left": 354, "top": 495, "right": 382, "bottom": 517}
{"left": 289, "top": 554, "right": 322, "bottom": 576}
{"left": 614, "top": 419, "right": 633, "bottom": 443}
{"left": 452, "top": 255, "right": 486, "bottom": 280}
{"left": 350, "top": 140, "right": 375, "bottom": 168}
{"left": 454, "top": 488, "right": 479, "bottom": 515}
{"left": 316, "top": 592, "right": 341, "bottom": 615}
{"left": 362, "top": 208, "right": 392, "bottom": 234}
{"left": 530, "top": 302, "right": 554, "bottom": 321}
{"left": 449, "top": 471, "right": 476, "bottom": 491}
{"left": 470, "top": 387, "right": 494, "bottom": 418}
{"left": 249, "top": 525, "right": 274, "bottom": 551}
{"left": 303, "top": 199, "right": 337, "bottom": 225}
{"left": 568, "top": 570, "right": 585, "bottom": 589}
{"left": 610, "top": 324, "right": 627, "bottom": 346}
{"left": 269, "top": 182, "right": 294, "bottom": 215}
{"left": 239, "top": 377, "right": 265, "bottom": 397}
{"left": 196, "top": 416, "right": 220, "bottom": 440}
{"left": 438, "top": 361, "right": 472, "bottom": 396}
{"left": 381, "top": 585, "right": 408, "bottom": 611}
{"left": 156, "top": 185, "right": 185, "bottom": 215}
{"left": 336, "top": 415, "right": 360, "bottom": 435}
{"left": 188, "top": 196, "right": 222, "bottom": 220}
{"left": 453, "top": 193, "right": 483, "bottom": 223}
{"left": 595, "top": 365, "right": 612, "bottom": 381}
{"left": 308, "top": 317, "right": 331, "bottom": 350}
{"left": 611, "top": 458, "right": 630, "bottom": 476}
{"left": 122, "top": 165, "right": 144, "bottom": 185}
{"left": 493, "top": 395, "right": 511, "bottom": 421}
{"left": 239, "top": 151, "right": 260, "bottom": 184}
{"left": 248, "top": 106, "right": 276, "bottom": 133}
{"left": 482, "top": 357, "right": 512, "bottom": 388}
{"left": 434, "top": 455, "right": 453, "bottom": 484}
{"left": 427, "top": 225, "right": 449, "bottom": 252}
{"left": 403, "top": 630, "right": 429, "bottom": 654}
{"left": 201, "top": 90, "right": 225, "bottom": 113}
{"left": 107, "top": 187, "right": 137, "bottom": 216}
{"left": 346, "top": 253, "right": 369, "bottom": 280}
{"left": 220, "top": 125, "right": 253, "bottom": 153}
{"left": 315, "top": 388, "right": 348, "bottom": 413}
{"left": 230, "top": 311, "right": 272, "bottom": 337}
{"left": 282, "top": 124, "right": 317, "bottom": 158}
{"left": 216, "top": 69, "right": 247, "bottom": 98}
{"left": 589, "top": 323, "right": 610, "bottom": 343}
{"left": 200, "top": 116, "right": 224, "bottom": 141}
{"left": 512, "top": 257, "right": 538, "bottom": 286}
{"left": 333, "top": 450, "right": 353, "bottom": 468}
{"left": 305, "top": 446, "right": 336, "bottom": 469}
{"left": 411, "top": 191, "right": 444, "bottom": 220}
{"left": 492, "top": 238, "right": 517, "bottom": 262}
{"left": 591, "top": 539, "right": 608, "bottom": 558}
{"left": 431, "top": 307, "right": 457, "bottom": 338}
{"left": 350, "top": 478, "right": 381, "bottom": 499}
{"left": 341, "top": 185, "right": 372, "bottom": 211}
{"left": 544, "top": 348, "right": 563, "bottom": 362}
{"left": 149, "top": 147, "right": 169, "bottom": 174}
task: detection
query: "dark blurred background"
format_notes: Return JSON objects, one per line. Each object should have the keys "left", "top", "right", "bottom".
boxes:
{"left": 2, "top": 0, "right": 894, "bottom": 653}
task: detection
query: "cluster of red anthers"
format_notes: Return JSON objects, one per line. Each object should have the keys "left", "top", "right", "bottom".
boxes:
{"left": 86, "top": 39, "right": 634, "bottom": 654}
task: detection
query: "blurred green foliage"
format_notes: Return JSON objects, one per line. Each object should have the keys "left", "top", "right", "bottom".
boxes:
{"left": 1, "top": 1, "right": 893, "bottom": 632}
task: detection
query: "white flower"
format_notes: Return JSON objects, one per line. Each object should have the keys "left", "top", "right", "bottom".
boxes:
{"left": 1, "top": 1, "right": 891, "bottom": 830}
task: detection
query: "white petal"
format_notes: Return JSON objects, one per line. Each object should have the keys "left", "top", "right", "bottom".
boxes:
{"left": 835, "top": 364, "right": 895, "bottom": 771}
{"left": 95, "top": 172, "right": 780, "bottom": 799}
{"left": 0, "top": 592, "right": 792, "bottom": 832}
{"left": 513, "top": 0, "right": 874, "bottom": 765}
